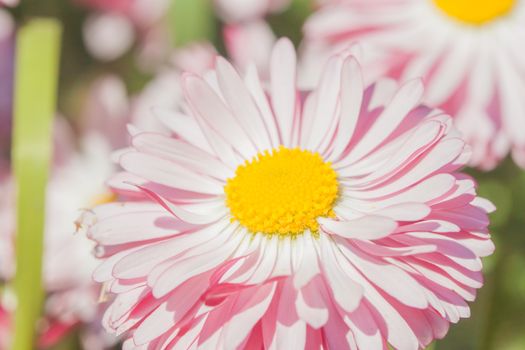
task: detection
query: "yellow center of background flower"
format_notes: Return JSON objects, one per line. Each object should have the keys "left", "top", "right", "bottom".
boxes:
{"left": 225, "top": 147, "right": 339, "bottom": 237}
{"left": 90, "top": 192, "right": 118, "bottom": 207}
{"left": 433, "top": 0, "right": 515, "bottom": 25}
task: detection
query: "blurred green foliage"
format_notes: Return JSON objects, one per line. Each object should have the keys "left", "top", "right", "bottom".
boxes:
{"left": 170, "top": 0, "right": 219, "bottom": 47}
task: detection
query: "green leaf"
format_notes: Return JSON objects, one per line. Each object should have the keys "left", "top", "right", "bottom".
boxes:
{"left": 269, "top": 0, "right": 313, "bottom": 45}
{"left": 11, "top": 18, "right": 62, "bottom": 350}
{"left": 169, "top": 0, "right": 217, "bottom": 47}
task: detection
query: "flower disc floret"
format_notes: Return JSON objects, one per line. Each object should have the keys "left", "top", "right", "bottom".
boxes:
{"left": 433, "top": 0, "right": 515, "bottom": 25}
{"left": 225, "top": 146, "right": 338, "bottom": 237}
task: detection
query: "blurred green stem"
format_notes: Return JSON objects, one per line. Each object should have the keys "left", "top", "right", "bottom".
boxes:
{"left": 11, "top": 19, "right": 61, "bottom": 350}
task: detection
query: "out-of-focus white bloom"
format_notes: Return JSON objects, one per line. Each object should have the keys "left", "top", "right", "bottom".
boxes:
{"left": 224, "top": 20, "right": 276, "bottom": 78}
{"left": 171, "top": 42, "right": 218, "bottom": 76}
{"left": 0, "top": 128, "right": 118, "bottom": 349}
{"left": 80, "top": 75, "right": 130, "bottom": 148}
{"left": 39, "top": 133, "right": 117, "bottom": 349}
{"left": 0, "top": 9, "right": 13, "bottom": 39}
{"left": 79, "top": 0, "right": 171, "bottom": 63}
{"left": 0, "top": 178, "right": 14, "bottom": 282}
{"left": 83, "top": 13, "right": 135, "bottom": 62}
{"left": 131, "top": 42, "right": 218, "bottom": 133}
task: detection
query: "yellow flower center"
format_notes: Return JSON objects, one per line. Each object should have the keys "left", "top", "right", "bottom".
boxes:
{"left": 225, "top": 147, "right": 339, "bottom": 237}
{"left": 90, "top": 191, "right": 117, "bottom": 207}
{"left": 433, "top": 0, "right": 515, "bottom": 25}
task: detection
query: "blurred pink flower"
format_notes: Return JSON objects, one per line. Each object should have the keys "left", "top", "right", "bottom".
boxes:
{"left": 82, "top": 13, "right": 135, "bottom": 62}
{"left": 39, "top": 133, "right": 117, "bottom": 349}
{"left": 0, "top": 177, "right": 12, "bottom": 348}
{"left": 84, "top": 38, "right": 494, "bottom": 349}
{"left": 171, "top": 42, "right": 218, "bottom": 76}
{"left": 80, "top": 75, "right": 131, "bottom": 149}
{"left": 132, "top": 33, "right": 277, "bottom": 126}
{"left": 130, "top": 42, "right": 217, "bottom": 133}
{"left": 215, "top": 0, "right": 291, "bottom": 22}
{"left": 0, "top": 304, "right": 9, "bottom": 350}
{"left": 0, "top": 176, "right": 14, "bottom": 282}
{"left": 0, "top": 0, "right": 17, "bottom": 7}
{"left": 224, "top": 20, "right": 276, "bottom": 78}
{"left": 76, "top": 0, "right": 133, "bottom": 13}
{"left": 77, "top": 0, "right": 170, "bottom": 26}
{"left": 78, "top": 0, "right": 171, "bottom": 63}
{"left": 304, "top": 0, "right": 525, "bottom": 170}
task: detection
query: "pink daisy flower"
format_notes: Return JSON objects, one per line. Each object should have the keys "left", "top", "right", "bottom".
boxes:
{"left": 304, "top": 0, "right": 525, "bottom": 170}
{"left": 85, "top": 38, "right": 494, "bottom": 349}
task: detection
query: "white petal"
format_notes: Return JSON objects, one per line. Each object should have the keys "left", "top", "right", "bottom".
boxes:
{"left": 346, "top": 79, "right": 424, "bottom": 163}
{"left": 329, "top": 57, "right": 364, "bottom": 161}
{"left": 216, "top": 57, "right": 273, "bottom": 151}
{"left": 270, "top": 38, "right": 297, "bottom": 147}
{"left": 222, "top": 283, "right": 276, "bottom": 350}
{"left": 152, "top": 233, "right": 241, "bottom": 298}
{"left": 337, "top": 240, "right": 428, "bottom": 309}
{"left": 295, "top": 288, "right": 328, "bottom": 329}
{"left": 320, "top": 215, "right": 397, "bottom": 240}
{"left": 244, "top": 63, "right": 280, "bottom": 148}
{"left": 319, "top": 235, "right": 364, "bottom": 312}
{"left": 183, "top": 74, "right": 258, "bottom": 159}
{"left": 271, "top": 321, "right": 306, "bottom": 350}
{"left": 372, "top": 203, "right": 431, "bottom": 221}
{"left": 120, "top": 151, "right": 224, "bottom": 195}
{"left": 153, "top": 108, "right": 214, "bottom": 154}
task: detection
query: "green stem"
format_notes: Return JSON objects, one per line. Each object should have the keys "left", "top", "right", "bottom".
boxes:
{"left": 11, "top": 19, "right": 61, "bottom": 350}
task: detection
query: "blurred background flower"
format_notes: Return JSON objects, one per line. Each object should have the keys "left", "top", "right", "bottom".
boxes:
{"left": 0, "top": 117, "right": 121, "bottom": 349}
{"left": 303, "top": 0, "right": 525, "bottom": 170}
{"left": 78, "top": 0, "right": 172, "bottom": 68}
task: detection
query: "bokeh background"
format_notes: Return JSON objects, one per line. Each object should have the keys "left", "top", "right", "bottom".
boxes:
{"left": 1, "top": 1, "right": 524, "bottom": 349}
